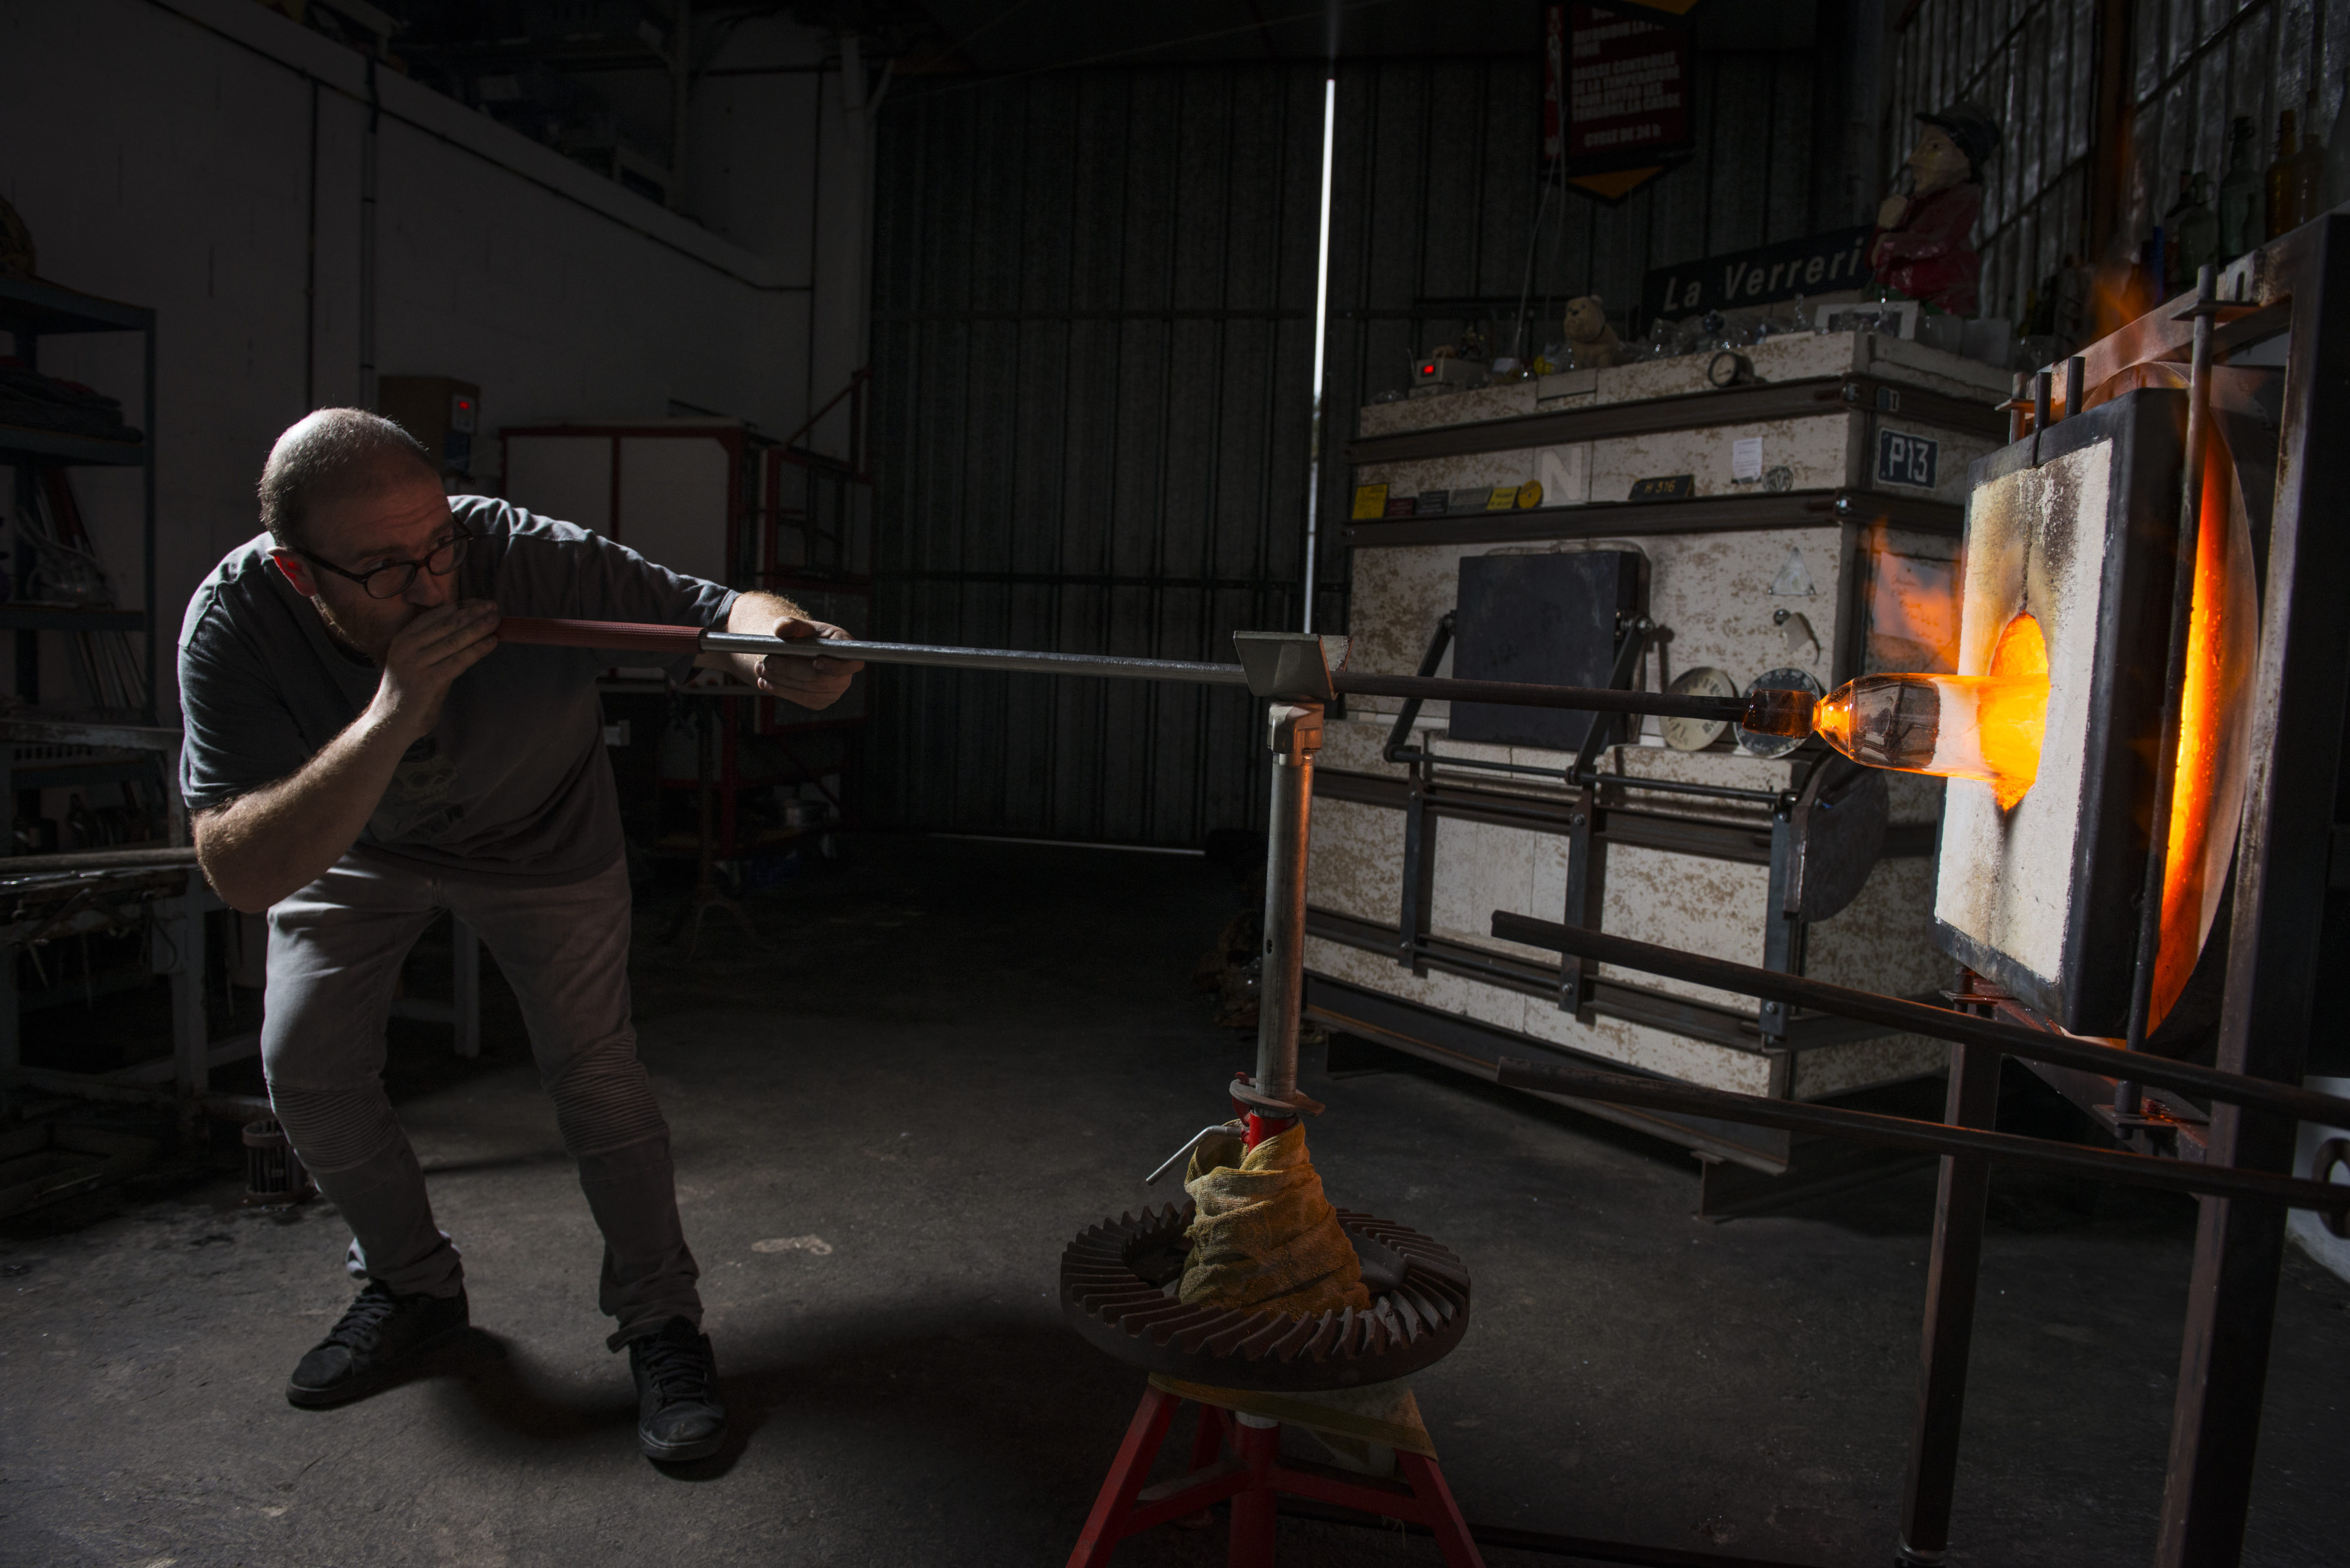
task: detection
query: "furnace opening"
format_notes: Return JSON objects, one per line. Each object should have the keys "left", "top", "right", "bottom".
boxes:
{"left": 1979, "top": 613, "right": 2050, "bottom": 808}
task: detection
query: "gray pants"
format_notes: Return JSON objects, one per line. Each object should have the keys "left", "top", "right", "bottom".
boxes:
{"left": 263, "top": 855, "right": 700, "bottom": 1349}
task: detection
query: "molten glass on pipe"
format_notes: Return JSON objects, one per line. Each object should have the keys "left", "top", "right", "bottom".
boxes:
{"left": 1741, "top": 615, "right": 2052, "bottom": 809}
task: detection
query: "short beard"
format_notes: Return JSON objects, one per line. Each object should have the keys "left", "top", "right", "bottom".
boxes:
{"left": 311, "top": 596, "right": 388, "bottom": 664}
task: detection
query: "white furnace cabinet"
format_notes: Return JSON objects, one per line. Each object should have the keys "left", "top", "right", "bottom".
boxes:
{"left": 1310, "top": 332, "right": 2014, "bottom": 1200}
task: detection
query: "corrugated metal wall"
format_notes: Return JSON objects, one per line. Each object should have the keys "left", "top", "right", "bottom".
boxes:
{"left": 2120, "top": 0, "right": 2346, "bottom": 240}
{"left": 867, "top": 49, "right": 1819, "bottom": 843}
{"left": 866, "top": 66, "right": 1327, "bottom": 845}
{"left": 1885, "top": 0, "right": 2348, "bottom": 328}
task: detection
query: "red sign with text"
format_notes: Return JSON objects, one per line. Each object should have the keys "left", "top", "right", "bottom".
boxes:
{"left": 1566, "top": 3, "right": 1691, "bottom": 162}
{"left": 1543, "top": 5, "right": 1566, "bottom": 160}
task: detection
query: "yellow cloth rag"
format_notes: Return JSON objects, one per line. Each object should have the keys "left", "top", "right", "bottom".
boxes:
{"left": 1178, "top": 1122, "right": 1372, "bottom": 1318}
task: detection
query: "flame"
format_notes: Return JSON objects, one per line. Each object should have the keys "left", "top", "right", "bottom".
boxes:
{"left": 1809, "top": 613, "right": 2048, "bottom": 807}
{"left": 1979, "top": 615, "right": 2049, "bottom": 808}
{"left": 2089, "top": 254, "right": 2159, "bottom": 345}
{"left": 1848, "top": 401, "right": 2254, "bottom": 1038}
{"left": 1862, "top": 522, "right": 1961, "bottom": 672}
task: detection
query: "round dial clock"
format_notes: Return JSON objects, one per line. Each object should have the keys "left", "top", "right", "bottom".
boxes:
{"left": 1659, "top": 666, "right": 1740, "bottom": 751}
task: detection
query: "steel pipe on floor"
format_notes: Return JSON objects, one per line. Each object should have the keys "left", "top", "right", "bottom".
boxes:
{"left": 1489, "top": 1057, "right": 2350, "bottom": 1218}
{"left": 1488, "top": 913, "right": 2350, "bottom": 1130}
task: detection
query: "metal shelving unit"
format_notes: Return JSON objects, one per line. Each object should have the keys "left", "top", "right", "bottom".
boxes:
{"left": 0, "top": 288, "right": 203, "bottom": 1127}
{"left": 0, "top": 274, "right": 158, "bottom": 726}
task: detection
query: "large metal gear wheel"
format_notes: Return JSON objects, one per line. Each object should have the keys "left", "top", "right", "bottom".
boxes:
{"left": 1060, "top": 1203, "right": 1473, "bottom": 1392}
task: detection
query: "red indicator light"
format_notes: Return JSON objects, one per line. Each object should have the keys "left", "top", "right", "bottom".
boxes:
{"left": 1421, "top": 363, "right": 1435, "bottom": 374}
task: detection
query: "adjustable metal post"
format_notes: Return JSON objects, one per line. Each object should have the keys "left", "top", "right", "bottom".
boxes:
{"left": 1224, "top": 632, "right": 1346, "bottom": 1141}
{"left": 1249, "top": 699, "right": 1321, "bottom": 1134}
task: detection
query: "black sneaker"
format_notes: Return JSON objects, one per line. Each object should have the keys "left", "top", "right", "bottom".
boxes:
{"left": 628, "top": 1317, "right": 727, "bottom": 1462}
{"left": 286, "top": 1281, "right": 469, "bottom": 1408}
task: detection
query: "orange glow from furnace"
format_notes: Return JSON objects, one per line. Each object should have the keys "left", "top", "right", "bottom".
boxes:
{"left": 2150, "top": 439, "right": 2254, "bottom": 1030}
{"left": 1864, "top": 523, "right": 1962, "bottom": 672}
{"left": 1979, "top": 615, "right": 2049, "bottom": 808}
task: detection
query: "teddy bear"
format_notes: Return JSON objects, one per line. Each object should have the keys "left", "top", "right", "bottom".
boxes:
{"left": 1561, "top": 296, "right": 1626, "bottom": 369}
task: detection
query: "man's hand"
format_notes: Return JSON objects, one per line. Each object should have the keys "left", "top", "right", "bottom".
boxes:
{"left": 370, "top": 600, "right": 501, "bottom": 744}
{"left": 194, "top": 599, "right": 498, "bottom": 912}
{"left": 753, "top": 615, "right": 865, "bottom": 710}
{"left": 1875, "top": 192, "right": 1911, "bottom": 231}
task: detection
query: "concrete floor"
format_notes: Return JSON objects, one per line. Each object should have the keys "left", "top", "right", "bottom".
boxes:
{"left": 2, "top": 835, "right": 2346, "bottom": 1567}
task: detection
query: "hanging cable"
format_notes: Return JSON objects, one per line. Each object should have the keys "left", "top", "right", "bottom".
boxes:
{"left": 1510, "top": 150, "right": 1567, "bottom": 365}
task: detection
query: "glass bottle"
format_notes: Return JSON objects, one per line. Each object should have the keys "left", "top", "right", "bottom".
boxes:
{"left": 2267, "top": 109, "right": 2299, "bottom": 239}
{"left": 2218, "top": 117, "right": 2263, "bottom": 256}
{"left": 2173, "top": 172, "right": 2219, "bottom": 284}
{"left": 2296, "top": 91, "right": 2329, "bottom": 222}
{"left": 2163, "top": 172, "right": 2193, "bottom": 288}
{"left": 1743, "top": 616, "right": 2050, "bottom": 808}
{"left": 2328, "top": 72, "right": 2350, "bottom": 210}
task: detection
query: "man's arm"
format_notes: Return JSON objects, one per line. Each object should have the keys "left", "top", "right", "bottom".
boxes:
{"left": 707, "top": 590, "right": 865, "bottom": 709}
{"left": 193, "top": 601, "right": 502, "bottom": 913}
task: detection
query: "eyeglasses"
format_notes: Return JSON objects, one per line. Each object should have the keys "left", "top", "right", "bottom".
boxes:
{"left": 299, "top": 520, "right": 478, "bottom": 600}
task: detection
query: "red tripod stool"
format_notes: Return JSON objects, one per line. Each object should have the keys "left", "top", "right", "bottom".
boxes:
{"left": 1060, "top": 1195, "right": 1480, "bottom": 1567}
{"left": 1067, "top": 1378, "right": 1482, "bottom": 1567}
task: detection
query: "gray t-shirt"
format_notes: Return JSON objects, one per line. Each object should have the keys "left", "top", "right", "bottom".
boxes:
{"left": 178, "top": 495, "right": 736, "bottom": 887}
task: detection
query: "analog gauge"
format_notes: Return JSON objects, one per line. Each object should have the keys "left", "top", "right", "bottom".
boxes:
{"left": 1736, "top": 666, "right": 1825, "bottom": 759}
{"left": 1660, "top": 666, "right": 1739, "bottom": 751}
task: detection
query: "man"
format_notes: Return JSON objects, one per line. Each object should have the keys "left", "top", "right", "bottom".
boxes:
{"left": 180, "top": 408, "right": 862, "bottom": 1463}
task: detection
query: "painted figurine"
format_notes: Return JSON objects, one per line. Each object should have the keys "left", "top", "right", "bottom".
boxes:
{"left": 1871, "top": 102, "right": 2002, "bottom": 317}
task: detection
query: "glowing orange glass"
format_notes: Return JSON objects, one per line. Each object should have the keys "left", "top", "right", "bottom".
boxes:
{"left": 1804, "top": 613, "right": 2050, "bottom": 809}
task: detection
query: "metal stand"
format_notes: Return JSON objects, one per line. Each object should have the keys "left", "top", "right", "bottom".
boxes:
{"left": 2151, "top": 230, "right": 2348, "bottom": 1568}
{"left": 1066, "top": 1385, "right": 1482, "bottom": 1568}
{"left": 1895, "top": 1038, "right": 2000, "bottom": 1567}
{"left": 1072, "top": 636, "right": 1491, "bottom": 1567}
{"left": 1233, "top": 697, "right": 1324, "bottom": 1149}
{"left": 0, "top": 721, "right": 272, "bottom": 1136}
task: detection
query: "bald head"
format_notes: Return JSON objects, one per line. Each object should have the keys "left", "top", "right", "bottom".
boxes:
{"left": 258, "top": 408, "right": 439, "bottom": 551}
